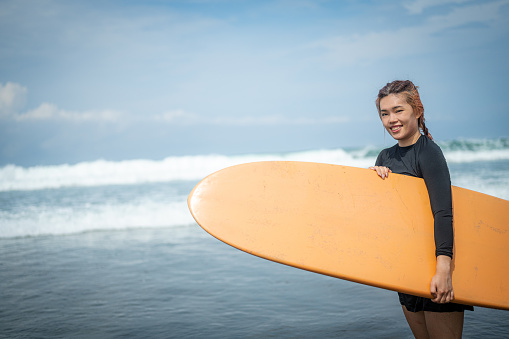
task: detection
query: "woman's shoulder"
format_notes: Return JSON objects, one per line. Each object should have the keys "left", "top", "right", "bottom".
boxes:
{"left": 381, "top": 143, "right": 399, "bottom": 154}
{"left": 376, "top": 143, "right": 397, "bottom": 159}
{"left": 375, "top": 143, "right": 397, "bottom": 165}
{"left": 418, "top": 135, "right": 443, "bottom": 152}
{"left": 416, "top": 135, "right": 447, "bottom": 162}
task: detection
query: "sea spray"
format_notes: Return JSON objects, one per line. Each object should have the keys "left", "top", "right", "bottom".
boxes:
{"left": 0, "top": 149, "right": 370, "bottom": 191}
{"left": 1, "top": 138, "right": 508, "bottom": 192}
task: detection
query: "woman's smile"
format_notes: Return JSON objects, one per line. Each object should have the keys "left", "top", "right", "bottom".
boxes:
{"left": 390, "top": 125, "right": 402, "bottom": 133}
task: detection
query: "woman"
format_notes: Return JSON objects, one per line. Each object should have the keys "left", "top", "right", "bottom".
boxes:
{"left": 369, "top": 80, "right": 473, "bottom": 338}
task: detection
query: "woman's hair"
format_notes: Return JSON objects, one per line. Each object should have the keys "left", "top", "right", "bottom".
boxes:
{"left": 375, "top": 80, "right": 432, "bottom": 140}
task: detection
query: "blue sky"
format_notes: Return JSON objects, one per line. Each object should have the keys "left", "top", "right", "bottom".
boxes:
{"left": 1, "top": 0, "right": 508, "bottom": 166}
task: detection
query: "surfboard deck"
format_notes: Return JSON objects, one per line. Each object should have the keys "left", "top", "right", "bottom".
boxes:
{"left": 188, "top": 161, "right": 509, "bottom": 310}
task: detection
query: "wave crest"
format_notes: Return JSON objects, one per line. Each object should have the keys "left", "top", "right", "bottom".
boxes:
{"left": 1, "top": 138, "right": 508, "bottom": 192}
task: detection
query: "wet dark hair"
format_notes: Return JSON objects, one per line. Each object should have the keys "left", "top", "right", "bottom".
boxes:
{"left": 375, "top": 80, "right": 432, "bottom": 140}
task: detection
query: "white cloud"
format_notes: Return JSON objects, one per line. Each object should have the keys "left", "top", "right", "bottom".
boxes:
{"left": 2, "top": 82, "right": 349, "bottom": 126}
{"left": 309, "top": 0, "right": 509, "bottom": 66}
{"left": 427, "top": 0, "right": 508, "bottom": 31}
{"left": 0, "top": 82, "right": 27, "bottom": 118}
{"left": 308, "top": 27, "right": 430, "bottom": 66}
{"left": 0, "top": 82, "right": 122, "bottom": 122}
{"left": 154, "top": 111, "right": 349, "bottom": 126}
{"left": 15, "top": 103, "right": 122, "bottom": 122}
{"left": 403, "top": 0, "right": 473, "bottom": 15}
{"left": 154, "top": 109, "right": 199, "bottom": 124}
{"left": 216, "top": 115, "right": 350, "bottom": 126}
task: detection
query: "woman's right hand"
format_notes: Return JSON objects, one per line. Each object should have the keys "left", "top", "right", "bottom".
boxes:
{"left": 369, "top": 166, "right": 392, "bottom": 179}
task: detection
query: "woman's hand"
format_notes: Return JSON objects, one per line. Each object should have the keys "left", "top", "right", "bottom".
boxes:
{"left": 369, "top": 166, "right": 392, "bottom": 179}
{"left": 430, "top": 255, "right": 454, "bottom": 304}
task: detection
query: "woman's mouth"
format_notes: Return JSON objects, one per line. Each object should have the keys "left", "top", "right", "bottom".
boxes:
{"left": 391, "top": 125, "right": 402, "bottom": 133}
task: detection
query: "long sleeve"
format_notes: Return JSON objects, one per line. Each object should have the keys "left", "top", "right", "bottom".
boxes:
{"left": 419, "top": 144, "right": 454, "bottom": 258}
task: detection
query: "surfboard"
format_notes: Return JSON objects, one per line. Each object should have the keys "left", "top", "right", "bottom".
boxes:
{"left": 187, "top": 161, "right": 509, "bottom": 310}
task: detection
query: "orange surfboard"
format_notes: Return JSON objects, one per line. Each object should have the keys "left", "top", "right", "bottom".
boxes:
{"left": 188, "top": 161, "right": 509, "bottom": 310}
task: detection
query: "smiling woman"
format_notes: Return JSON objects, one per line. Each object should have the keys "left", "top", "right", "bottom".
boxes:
{"left": 370, "top": 80, "right": 474, "bottom": 339}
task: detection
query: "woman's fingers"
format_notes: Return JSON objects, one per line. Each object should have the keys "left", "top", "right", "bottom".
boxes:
{"left": 430, "top": 277, "right": 455, "bottom": 304}
{"left": 432, "top": 290, "right": 454, "bottom": 304}
{"left": 369, "top": 166, "right": 392, "bottom": 179}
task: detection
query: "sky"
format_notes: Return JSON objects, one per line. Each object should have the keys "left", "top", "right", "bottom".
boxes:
{"left": 1, "top": 0, "right": 508, "bottom": 166}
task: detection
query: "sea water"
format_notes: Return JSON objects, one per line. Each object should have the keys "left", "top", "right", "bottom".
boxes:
{"left": 1, "top": 138, "right": 508, "bottom": 338}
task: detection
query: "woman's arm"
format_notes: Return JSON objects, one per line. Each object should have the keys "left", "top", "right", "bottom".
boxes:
{"left": 420, "top": 143, "right": 454, "bottom": 303}
{"left": 420, "top": 144, "right": 454, "bottom": 258}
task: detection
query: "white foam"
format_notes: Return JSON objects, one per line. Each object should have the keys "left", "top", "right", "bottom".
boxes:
{"left": 0, "top": 199, "right": 194, "bottom": 238}
{"left": 451, "top": 171, "right": 509, "bottom": 201}
{"left": 444, "top": 149, "right": 509, "bottom": 163}
{"left": 0, "top": 150, "right": 374, "bottom": 192}
{"left": 1, "top": 139, "right": 508, "bottom": 192}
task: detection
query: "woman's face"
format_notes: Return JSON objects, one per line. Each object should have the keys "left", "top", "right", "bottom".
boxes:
{"left": 379, "top": 93, "right": 421, "bottom": 147}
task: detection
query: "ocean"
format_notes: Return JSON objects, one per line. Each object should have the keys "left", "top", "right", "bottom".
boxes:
{"left": 1, "top": 138, "right": 508, "bottom": 338}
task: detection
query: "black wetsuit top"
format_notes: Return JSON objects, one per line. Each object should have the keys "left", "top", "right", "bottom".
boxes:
{"left": 375, "top": 135, "right": 473, "bottom": 312}
{"left": 375, "top": 134, "right": 453, "bottom": 258}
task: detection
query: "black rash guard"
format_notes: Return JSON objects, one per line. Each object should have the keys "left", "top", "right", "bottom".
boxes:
{"left": 375, "top": 134, "right": 454, "bottom": 258}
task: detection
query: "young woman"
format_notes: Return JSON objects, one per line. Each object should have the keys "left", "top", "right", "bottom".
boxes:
{"left": 369, "top": 80, "right": 473, "bottom": 338}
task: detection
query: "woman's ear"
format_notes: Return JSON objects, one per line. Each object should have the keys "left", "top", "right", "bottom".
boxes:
{"left": 415, "top": 108, "right": 423, "bottom": 120}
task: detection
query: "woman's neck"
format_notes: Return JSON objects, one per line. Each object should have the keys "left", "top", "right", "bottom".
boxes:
{"left": 398, "top": 131, "right": 422, "bottom": 147}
